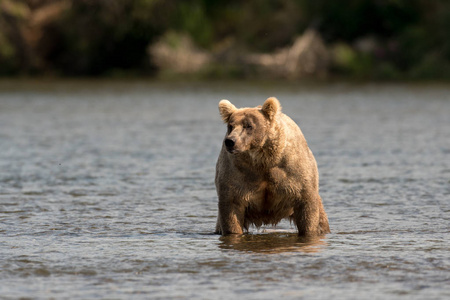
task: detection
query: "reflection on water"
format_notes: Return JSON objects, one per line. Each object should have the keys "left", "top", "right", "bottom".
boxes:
{"left": 219, "top": 232, "right": 327, "bottom": 254}
{"left": 0, "top": 80, "right": 449, "bottom": 299}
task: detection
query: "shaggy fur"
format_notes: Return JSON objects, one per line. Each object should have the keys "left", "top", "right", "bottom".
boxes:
{"left": 215, "top": 97, "right": 330, "bottom": 237}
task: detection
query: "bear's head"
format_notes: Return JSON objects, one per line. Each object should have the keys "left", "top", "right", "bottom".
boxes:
{"left": 218, "top": 97, "right": 281, "bottom": 154}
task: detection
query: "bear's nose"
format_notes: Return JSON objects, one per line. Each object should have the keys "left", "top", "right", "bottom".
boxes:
{"left": 224, "top": 138, "right": 235, "bottom": 149}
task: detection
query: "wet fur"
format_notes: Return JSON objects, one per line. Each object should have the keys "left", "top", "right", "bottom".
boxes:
{"left": 215, "top": 97, "right": 330, "bottom": 237}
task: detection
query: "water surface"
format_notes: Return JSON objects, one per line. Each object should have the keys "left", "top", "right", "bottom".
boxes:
{"left": 0, "top": 80, "right": 449, "bottom": 299}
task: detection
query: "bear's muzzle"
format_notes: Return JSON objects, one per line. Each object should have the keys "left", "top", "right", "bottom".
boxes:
{"left": 224, "top": 138, "right": 236, "bottom": 153}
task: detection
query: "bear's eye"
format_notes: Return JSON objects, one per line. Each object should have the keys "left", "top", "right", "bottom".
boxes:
{"left": 227, "top": 124, "right": 233, "bottom": 133}
{"left": 244, "top": 123, "right": 252, "bottom": 130}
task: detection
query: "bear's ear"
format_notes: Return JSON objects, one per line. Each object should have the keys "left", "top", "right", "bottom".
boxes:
{"left": 218, "top": 99, "right": 237, "bottom": 123}
{"left": 261, "top": 97, "right": 281, "bottom": 122}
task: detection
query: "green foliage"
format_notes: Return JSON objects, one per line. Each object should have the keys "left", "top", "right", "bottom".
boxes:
{"left": 0, "top": 31, "right": 14, "bottom": 58}
{"left": 409, "top": 53, "right": 450, "bottom": 79}
{"left": 298, "top": 0, "right": 421, "bottom": 42}
{"left": 0, "top": 31, "right": 17, "bottom": 75}
{"left": 172, "top": 1, "right": 213, "bottom": 48}
{"left": 0, "top": 0, "right": 449, "bottom": 79}
{"left": 307, "top": 0, "right": 450, "bottom": 79}
{"left": 49, "top": 0, "right": 163, "bottom": 75}
{"left": 333, "top": 44, "right": 371, "bottom": 77}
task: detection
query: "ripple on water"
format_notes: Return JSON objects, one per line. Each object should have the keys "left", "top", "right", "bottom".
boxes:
{"left": 0, "top": 81, "right": 449, "bottom": 299}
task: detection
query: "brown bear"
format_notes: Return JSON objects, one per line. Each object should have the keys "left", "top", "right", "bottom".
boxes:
{"left": 215, "top": 97, "right": 330, "bottom": 237}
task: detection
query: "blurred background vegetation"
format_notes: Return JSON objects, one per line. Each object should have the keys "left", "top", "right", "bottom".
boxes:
{"left": 1, "top": 0, "right": 449, "bottom": 80}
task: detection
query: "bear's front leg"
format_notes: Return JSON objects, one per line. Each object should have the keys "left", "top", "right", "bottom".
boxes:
{"left": 217, "top": 200, "right": 245, "bottom": 235}
{"left": 214, "top": 217, "right": 222, "bottom": 234}
{"left": 293, "top": 193, "right": 321, "bottom": 237}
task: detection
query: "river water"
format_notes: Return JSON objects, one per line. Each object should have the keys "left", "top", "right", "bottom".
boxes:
{"left": 0, "top": 80, "right": 449, "bottom": 299}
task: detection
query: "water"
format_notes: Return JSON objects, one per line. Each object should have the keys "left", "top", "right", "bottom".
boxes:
{"left": 0, "top": 80, "right": 449, "bottom": 299}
